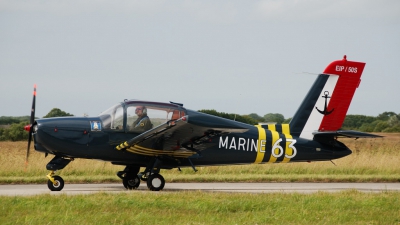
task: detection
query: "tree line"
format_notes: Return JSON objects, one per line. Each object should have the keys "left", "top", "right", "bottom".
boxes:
{"left": 0, "top": 108, "right": 73, "bottom": 141}
{"left": 198, "top": 110, "right": 400, "bottom": 132}
{"left": 0, "top": 108, "right": 399, "bottom": 142}
{"left": 199, "top": 109, "right": 400, "bottom": 133}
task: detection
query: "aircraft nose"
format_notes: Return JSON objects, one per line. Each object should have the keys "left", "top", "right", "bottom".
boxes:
{"left": 32, "top": 122, "right": 51, "bottom": 153}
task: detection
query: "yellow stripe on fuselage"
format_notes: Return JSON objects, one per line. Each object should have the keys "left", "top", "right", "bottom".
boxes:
{"left": 254, "top": 125, "right": 266, "bottom": 164}
{"left": 281, "top": 124, "right": 290, "bottom": 135}
{"left": 281, "top": 133, "right": 293, "bottom": 163}
{"left": 267, "top": 124, "right": 276, "bottom": 131}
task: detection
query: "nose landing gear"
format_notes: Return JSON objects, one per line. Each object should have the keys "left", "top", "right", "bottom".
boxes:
{"left": 47, "top": 171, "right": 64, "bottom": 191}
{"left": 45, "top": 156, "right": 73, "bottom": 191}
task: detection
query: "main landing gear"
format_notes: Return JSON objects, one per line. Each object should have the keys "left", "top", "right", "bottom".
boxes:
{"left": 117, "top": 166, "right": 141, "bottom": 190}
{"left": 145, "top": 173, "right": 165, "bottom": 191}
{"left": 117, "top": 160, "right": 166, "bottom": 191}
{"left": 117, "top": 167, "right": 166, "bottom": 191}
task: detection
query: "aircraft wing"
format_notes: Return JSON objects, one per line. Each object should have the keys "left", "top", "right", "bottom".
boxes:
{"left": 313, "top": 130, "right": 383, "bottom": 139}
{"left": 115, "top": 115, "right": 249, "bottom": 158}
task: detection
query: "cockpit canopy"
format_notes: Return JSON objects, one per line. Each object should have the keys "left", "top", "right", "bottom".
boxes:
{"left": 99, "top": 101, "right": 185, "bottom": 133}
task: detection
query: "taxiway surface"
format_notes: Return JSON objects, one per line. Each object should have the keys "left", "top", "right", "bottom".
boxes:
{"left": 1, "top": 183, "right": 399, "bottom": 196}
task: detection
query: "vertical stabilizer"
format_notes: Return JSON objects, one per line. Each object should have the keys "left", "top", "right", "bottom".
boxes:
{"left": 290, "top": 56, "right": 366, "bottom": 139}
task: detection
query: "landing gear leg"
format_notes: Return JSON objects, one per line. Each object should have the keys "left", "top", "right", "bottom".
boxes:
{"left": 140, "top": 158, "right": 166, "bottom": 191}
{"left": 117, "top": 166, "right": 140, "bottom": 190}
{"left": 45, "top": 156, "right": 72, "bottom": 191}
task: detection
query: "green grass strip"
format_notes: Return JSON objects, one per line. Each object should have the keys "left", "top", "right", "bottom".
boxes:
{"left": 1, "top": 191, "right": 399, "bottom": 224}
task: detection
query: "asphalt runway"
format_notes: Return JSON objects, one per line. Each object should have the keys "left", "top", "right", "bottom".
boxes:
{"left": 1, "top": 183, "right": 399, "bottom": 196}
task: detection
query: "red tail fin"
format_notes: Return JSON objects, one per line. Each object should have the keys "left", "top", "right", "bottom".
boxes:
{"left": 319, "top": 55, "right": 365, "bottom": 131}
{"left": 290, "top": 56, "right": 366, "bottom": 139}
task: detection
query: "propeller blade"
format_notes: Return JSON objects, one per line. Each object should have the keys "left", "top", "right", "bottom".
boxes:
{"left": 26, "top": 126, "right": 33, "bottom": 165}
{"left": 26, "top": 84, "right": 36, "bottom": 166}
{"left": 30, "top": 84, "right": 36, "bottom": 124}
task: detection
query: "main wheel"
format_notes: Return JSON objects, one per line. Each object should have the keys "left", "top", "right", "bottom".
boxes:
{"left": 123, "top": 175, "right": 140, "bottom": 190}
{"left": 146, "top": 174, "right": 165, "bottom": 191}
{"left": 47, "top": 175, "right": 64, "bottom": 191}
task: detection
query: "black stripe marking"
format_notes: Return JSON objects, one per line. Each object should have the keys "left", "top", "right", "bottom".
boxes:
{"left": 264, "top": 129, "right": 272, "bottom": 163}
{"left": 275, "top": 124, "right": 282, "bottom": 133}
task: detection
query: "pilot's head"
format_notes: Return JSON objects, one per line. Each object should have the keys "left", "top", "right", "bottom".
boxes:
{"left": 135, "top": 106, "right": 147, "bottom": 117}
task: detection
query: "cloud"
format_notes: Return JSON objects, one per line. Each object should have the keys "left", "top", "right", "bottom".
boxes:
{"left": 0, "top": 0, "right": 242, "bottom": 24}
{"left": 0, "top": 0, "right": 169, "bottom": 15}
{"left": 2, "top": 0, "right": 399, "bottom": 22}
{"left": 251, "top": 0, "right": 400, "bottom": 21}
{"left": 180, "top": 1, "right": 239, "bottom": 24}
{"left": 0, "top": 0, "right": 400, "bottom": 22}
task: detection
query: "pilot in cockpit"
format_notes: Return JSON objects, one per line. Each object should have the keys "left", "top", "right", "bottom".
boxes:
{"left": 130, "top": 106, "right": 152, "bottom": 133}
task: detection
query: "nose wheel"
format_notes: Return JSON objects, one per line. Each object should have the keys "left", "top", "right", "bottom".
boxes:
{"left": 47, "top": 172, "right": 64, "bottom": 191}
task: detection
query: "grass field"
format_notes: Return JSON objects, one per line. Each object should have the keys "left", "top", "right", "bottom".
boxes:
{"left": 1, "top": 191, "right": 400, "bottom": 224}
{"left": 0, "top": 133, "right": 399, "bottom": 184}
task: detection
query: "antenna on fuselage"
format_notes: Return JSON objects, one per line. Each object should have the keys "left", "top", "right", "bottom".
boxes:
{"left": 169, "top": 101, "right": 184, "bottom": 106}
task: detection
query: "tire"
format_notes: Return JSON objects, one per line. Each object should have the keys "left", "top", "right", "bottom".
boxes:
{"left": 47, "top": 175, "right": 64, "bottom": 191}
{"left": 146, "top": 174, "right": 165, "bottom": 191}
{"left": 123, "top": 175, "right": 140, "bottom": 190}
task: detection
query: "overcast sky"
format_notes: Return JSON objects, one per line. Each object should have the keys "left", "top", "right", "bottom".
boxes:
{"left": 1, "top": 0, "right": 399, "bottom": 119}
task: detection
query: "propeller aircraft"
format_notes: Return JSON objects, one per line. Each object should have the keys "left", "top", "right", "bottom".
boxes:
{"left": 24, "top": 56, "right": 381, "bottom": 191}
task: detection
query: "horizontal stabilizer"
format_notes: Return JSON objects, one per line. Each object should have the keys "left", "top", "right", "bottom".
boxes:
{"left": 313, "top": 130, "right": 383, "bottom": 139}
